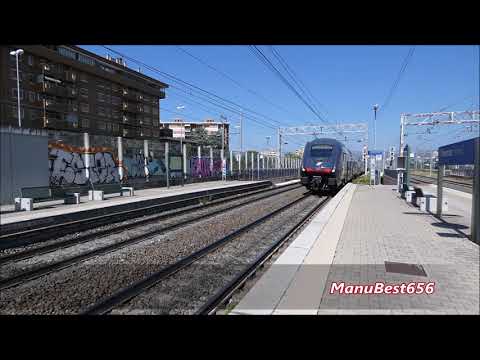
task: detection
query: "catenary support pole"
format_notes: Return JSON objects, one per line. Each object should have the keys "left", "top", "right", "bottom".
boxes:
{"left": 437, "top": 164, "right": 444, "bottom": 217}
{"left": 117, "top": 136, "right": 123, "bottom": 181}
{"left": 257, "top": 152, "right": 260, "bottom": 180}
{"left": 230, "top": 150, "right": 233, "bottom": 179}
{"left": 472, "top": 138, "right": 479, "bottom": 244}
{"left": 183, "top": 143, "right": 187, "bottom": 185}
{"left": 144, "top": 139, "right": 149, "bottom": 182}
{"left": 84, "top": 132, "right": 90, "bottom": 181}
{"left": 165, "top": 141, "right": 170, "bottom": 188}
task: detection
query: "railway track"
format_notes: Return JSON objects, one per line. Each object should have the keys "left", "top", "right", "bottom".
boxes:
{"left": 83, "top": 192, "right": 324, "bottom": 315}
{"left": 196, "top": 197, "right": 327, "bottom": 315}
{"left": 0, "top": 182, "right": 297, "bottom": 251}
{"left": 0, "top": 184, "right": 302, "bottom": 291}
{"left": 410, "top": 174, "right": 473, "bottom": 188}
{"left": 0, "top": 182, "right": 277, "bottom": 246}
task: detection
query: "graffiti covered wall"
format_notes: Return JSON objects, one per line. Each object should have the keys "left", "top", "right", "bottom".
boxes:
{"left": 48, "top": 142, "right": 167, "bottom": 186}
{"left": 190, "top": 157, "right": 222, "bottom": 178}
{"left": 49, "top": 143, "right": 120, "bottom": 186}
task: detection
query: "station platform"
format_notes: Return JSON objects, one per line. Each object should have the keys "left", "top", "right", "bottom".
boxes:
{"left": 232, "top": 183, "right": 479, "bottom": 315}
{"left": 0, "top": 180, "right": 273, "bottom": 232}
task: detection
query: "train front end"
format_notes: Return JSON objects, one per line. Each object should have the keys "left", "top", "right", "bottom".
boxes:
{"left": 301, "top": 140, "right": 338, "bottom": 192}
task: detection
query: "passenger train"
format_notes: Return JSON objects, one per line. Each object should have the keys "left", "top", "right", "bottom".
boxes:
{"left": 300, "top": 138, "right": 363, "bottom": 193}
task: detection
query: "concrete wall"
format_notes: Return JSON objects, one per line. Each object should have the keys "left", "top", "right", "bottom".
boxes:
{"left": 1, "top": 127, "right": 49, "bottom": 204}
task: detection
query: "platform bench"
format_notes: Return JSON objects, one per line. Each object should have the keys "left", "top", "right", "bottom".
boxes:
{"left": 88, "top": 184, "right": 134, "bottom": 201}
{"left": 15, "top": 187, "right": 54, "bottom": 211}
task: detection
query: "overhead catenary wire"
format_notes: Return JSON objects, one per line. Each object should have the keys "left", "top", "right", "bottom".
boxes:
{"left": 267, "top": 46, "right": 331, "bottom": 121}
{"left": 102, "top": 45, "right": 295, "bottom": 131}
{"left": 99, "top": 45, "right": 311, "bottom": 150}
{"left": 381, "top": 46, "right": 416, "bottom": 111}
{"left": 248, "top": 45, "right": 331, "bottom": 126}
{"left": 174, "top": 46, "right": 301, "bottom": 119}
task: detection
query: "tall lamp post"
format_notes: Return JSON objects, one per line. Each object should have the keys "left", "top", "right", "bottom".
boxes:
{"left": 373, "top": 104, "right": 379, "bottom": 150}
{"left": 10, "top": 49, "right": 24, "bottom": 127}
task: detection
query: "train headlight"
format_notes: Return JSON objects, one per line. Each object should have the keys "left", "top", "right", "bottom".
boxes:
{"left": 332, "top": 167, "right": 336, "bottom": 173}
{"left": 301, "top": 167, "right": 305, "bottom": 172}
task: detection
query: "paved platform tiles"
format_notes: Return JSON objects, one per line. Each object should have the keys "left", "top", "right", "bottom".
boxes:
{"left": 232, "top": 184, "right": 479, "bottom": 315}
{"left": 0, "top": 180, "right": 263, "bottom": 226}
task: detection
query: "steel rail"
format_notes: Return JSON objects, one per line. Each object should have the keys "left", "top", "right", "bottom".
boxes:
{"left": 82, "top": 193, "right": 312, "bottom": 315}
{"left": 0, "top": 182, "right": 273, "bottom": 241}
{"left": 0, "top": 186, "right": 305, "bottom": 291}
{"left": 196, "top": 196, "right": 329, "bottom": 315}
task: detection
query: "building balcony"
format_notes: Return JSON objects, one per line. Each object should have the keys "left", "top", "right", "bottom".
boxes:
{"left": 44, "top": 85, "right": 69, "bottom": 98}
{"left": 122, "top": 103, "right": 141, "bottom": 114}
{"left": 122, "top": 91, "right": 140, "bottom": 102}
{"left": 42, "top": 65, "right": 64, "bottom": 80}
{"left": 122, "top": 115, "right": 140, "bottom": 126}
{"left": 44, "top": 100, "right": 66, "bottom": 113}
{"left": 122, "top": 125, "right": 141, "bottom": 138}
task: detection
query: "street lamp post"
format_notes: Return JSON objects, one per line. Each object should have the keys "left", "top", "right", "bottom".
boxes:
{"left": 10, "top": 49, "right": 24, "bottom": 127}
{"left": 373, "top": 104, "right": 379, "bottom": 150}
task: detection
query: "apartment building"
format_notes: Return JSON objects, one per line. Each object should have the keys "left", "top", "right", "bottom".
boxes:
{"left": 162, "top": 118, "right": 229, "bottom": 148}
{"left": 0, "top": 45, "right": 172, "bottom": 139}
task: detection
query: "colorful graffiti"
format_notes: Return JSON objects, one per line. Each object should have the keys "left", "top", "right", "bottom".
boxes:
{"left": 48, "top": 143, "right": 166, "bottom": 186}
{"left": 49, "top": 143, "right": 119, "bottom": 186}
{"left": 190, "top": 157, "right": 222, "bottom": 178}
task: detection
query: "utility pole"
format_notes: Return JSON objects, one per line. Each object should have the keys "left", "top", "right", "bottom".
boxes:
{"left": 278, "top": 128, "right": 282, "bottom": 169}
{"left": 430, "top": 150, "right": 434, "bottom": 177}
{"left": 240, "top": 113, "right": 243, "bottom": 153}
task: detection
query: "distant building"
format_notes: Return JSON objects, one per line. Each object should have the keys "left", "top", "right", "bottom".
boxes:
{"left": 0, "top": 45, "right": 172, "bottom": 139}
{"left": 162, "top": 118, "right": 229, "bottom": 148}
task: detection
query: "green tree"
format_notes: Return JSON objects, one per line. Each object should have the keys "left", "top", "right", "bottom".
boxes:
{"left": 189, "top": 127, "right": 223, "bottom": 149}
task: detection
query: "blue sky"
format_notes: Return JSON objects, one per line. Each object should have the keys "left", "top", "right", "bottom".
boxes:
{"left": 81, "top": 45, "right": 479, "bottom": 155}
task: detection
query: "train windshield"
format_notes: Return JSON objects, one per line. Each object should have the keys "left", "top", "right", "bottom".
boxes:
{"left": 310, "top": 144, "right": 334, "bottom": 160}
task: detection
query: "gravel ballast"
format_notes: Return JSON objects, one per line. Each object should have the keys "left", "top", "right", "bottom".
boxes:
{"left": 0, "top": 186, "right": 308, "bottom": 314}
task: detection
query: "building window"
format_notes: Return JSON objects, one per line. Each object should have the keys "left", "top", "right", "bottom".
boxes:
{"left": 68, "top": 101, "right": 78, "bottom": 112}
{"left": 112, "top": 84, "right": 120, "bottom": 93}
{"left": 30, "top": 109, "right": 41, "bottom": 122}
{"left": 97, "top": 92, "right": 105, "bottom": 102}
{"left": 78, "top": 54, "right": 95, "bottom": 66}
{"left": 112, "top": 109, "right": 120, "bottom": 119}
{"left": 111, "top": 96, "right": 121, "bottom": 105}
{"left": 58, "top": 47, "right": 77, "bottom": 60}
{"left": 10, "top": 68, "right": 19, "bottom": 80}
{"left": 81, "top": 118, "right": 90, "bottom": 128}
{"left": 28, "top": 91, "right": 36, "bottom": 102}
{"left": 80, "top": 103, "right": 90, "bottom": 113}
{"left": 152, "top": 106, "right": 159, "bottom": 115}
{"left": 143, "top": 105, "right": 151, "bottom": 114}
{"left": 80, "top": 87, "right": 89, "bottom": 99}
{"left": 11, "top": 106, "right": 25, "bottom": 119}
{"left": 80, "top": 73, "right": 88, "bottom": 83}
{"left": 12, "top": 88, "right": 24, "bottom": 100}
{"left": 67, "top": 87, "right": 77, "bottom": 97}
{"left": 112, "top": 123, "right": 119, "bottom": 133}
{"left": 65, "top": 71, "right": 77, "bottom": 82}
{"left": 97, "top": 120, "right": 106, "bottom": 130}
{"left": 97, "top": 83, "right": 107, "bottom": 91}
{"left": 97, "top": 106, "right": 106, "bottom": 117}
{"left": 142, "top": 116, "right": 152, "bottom": 126}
